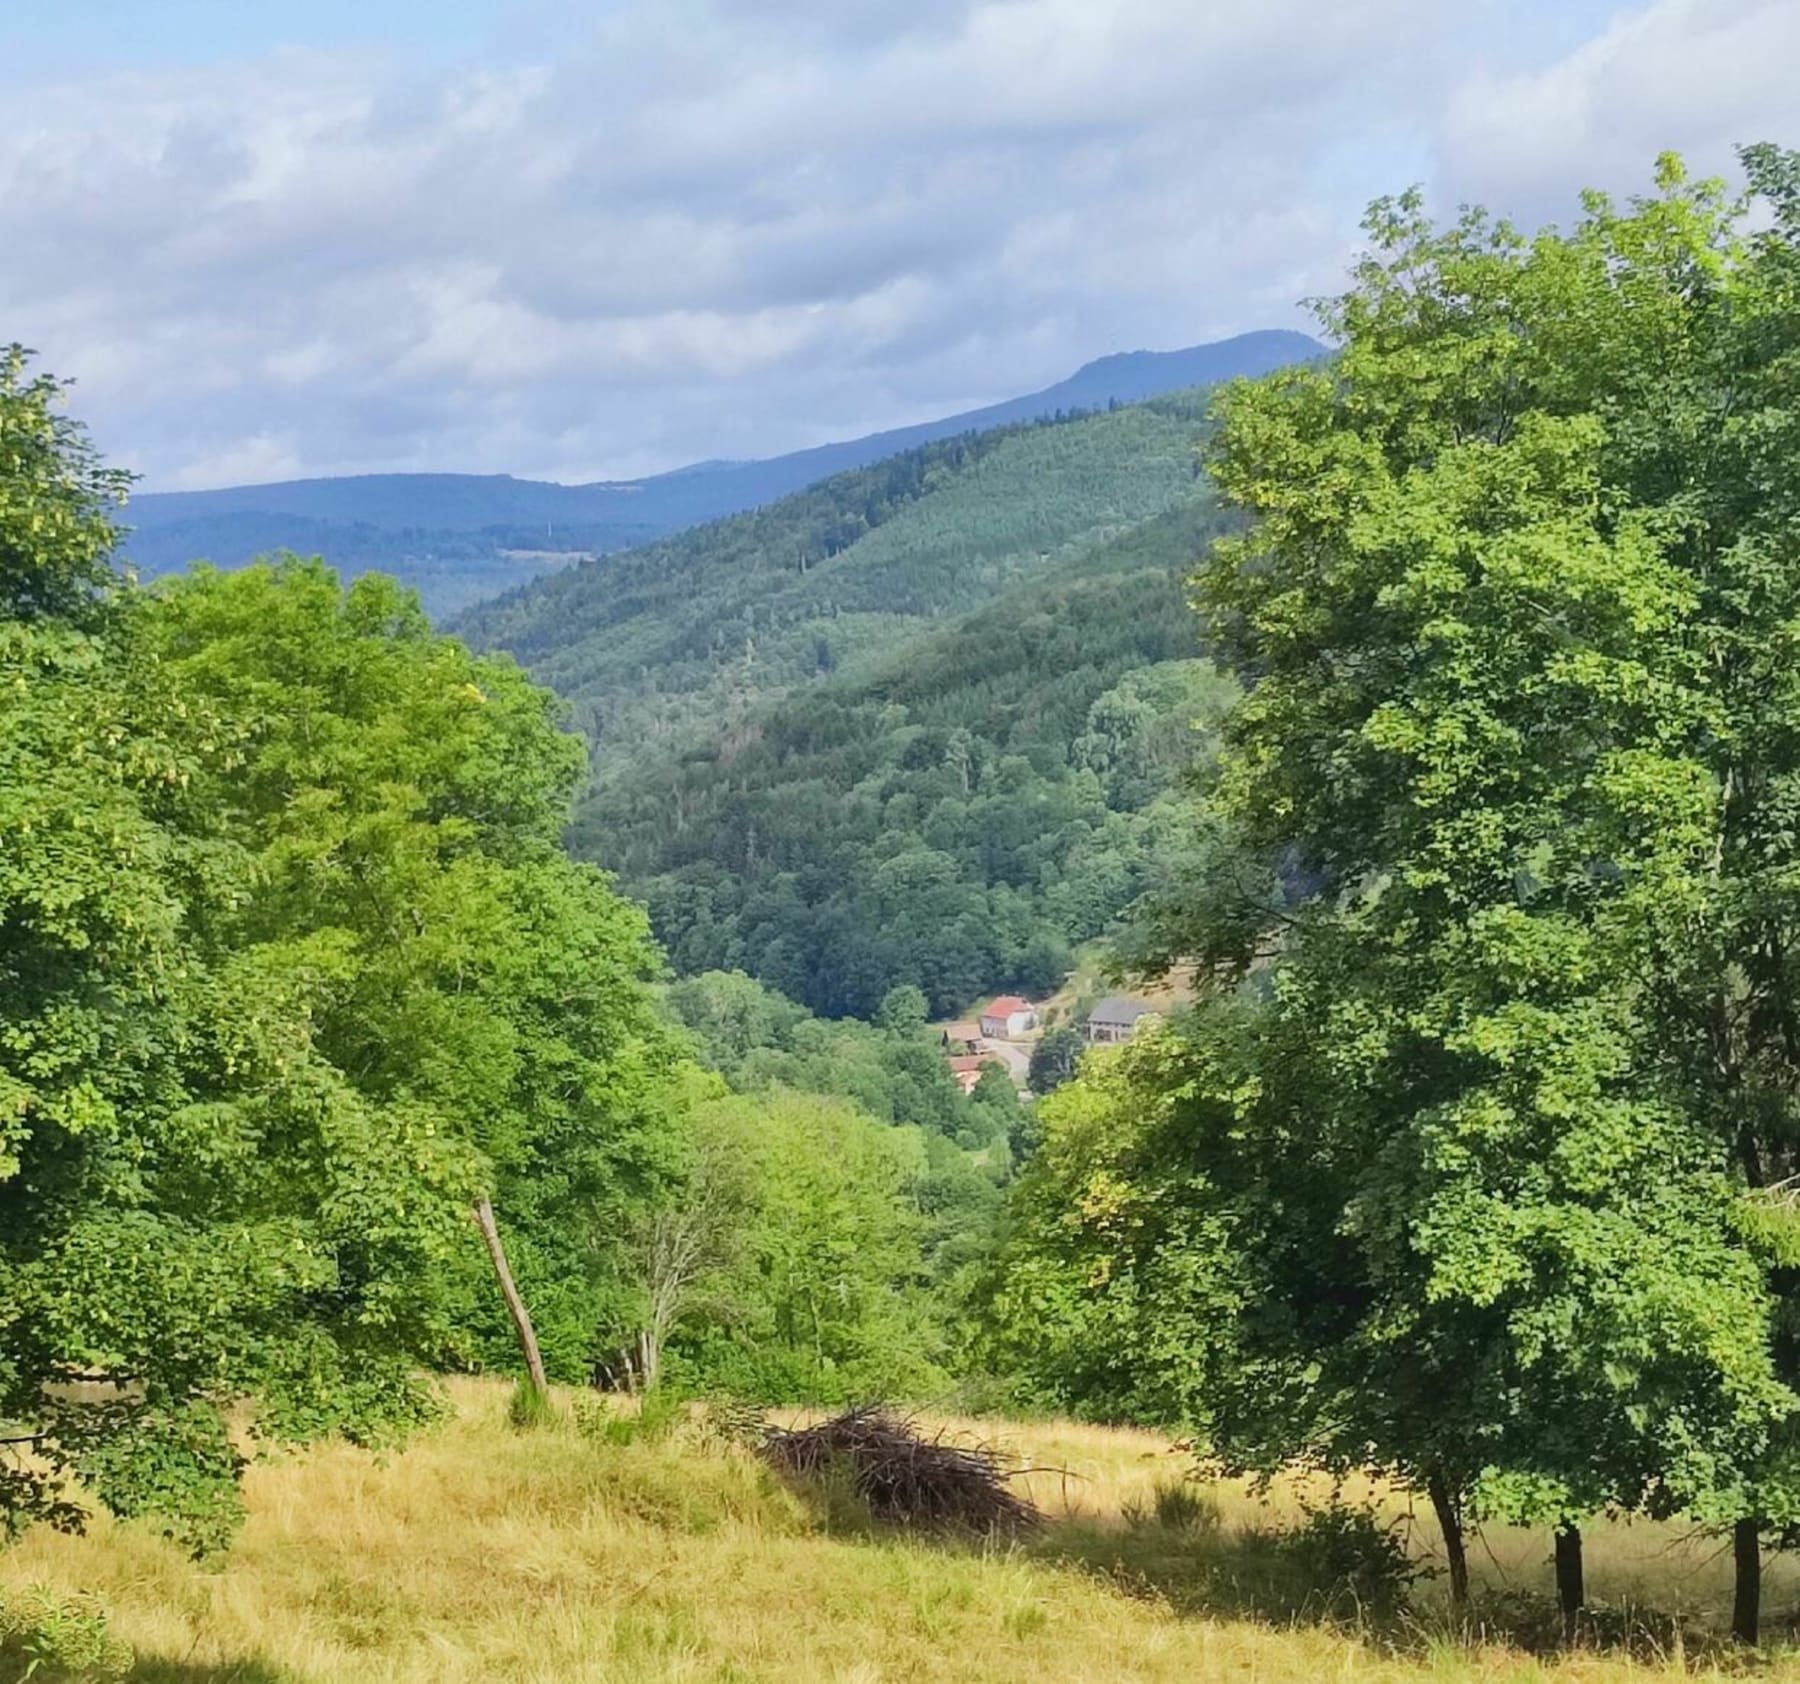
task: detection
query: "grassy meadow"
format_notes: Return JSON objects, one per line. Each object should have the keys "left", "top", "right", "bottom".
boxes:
{"left": 2, "top": 1380, "right": 1794, "bottom": 1684}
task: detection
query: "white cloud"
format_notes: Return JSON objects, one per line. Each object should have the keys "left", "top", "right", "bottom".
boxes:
{"left": 1438, "top": 0, "right": 1800, "bottom": 220}
{"left": 2, "top": 0, "right": 1794, "bottom": 489}
{"left": 168, "top": 431, "right": 304, "bottom": 491}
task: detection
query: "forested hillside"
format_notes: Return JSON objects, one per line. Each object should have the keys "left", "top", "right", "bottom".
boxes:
{"left": 466, "top": 393, "right": 1239, "bottom": 1016}
{"left": 598, "top": 542, "right": 1235, "bottom": 1018}
{"left": 462, "top": 393, "right": 1218, "bottom": 746}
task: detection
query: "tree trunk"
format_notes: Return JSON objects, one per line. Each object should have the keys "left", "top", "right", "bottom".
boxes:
{"left": 473, "top": 1198, "right": 548, "bottom": 1393}
{"left": 1554, "top": 1525, "right": 1584, "bottom": 1639}
{"left": 1426, "top": 1470, "right": 1469, "bottom": 1614}
{"left": 1733, "top": 1517, "right": 1761, "bottom": 1646}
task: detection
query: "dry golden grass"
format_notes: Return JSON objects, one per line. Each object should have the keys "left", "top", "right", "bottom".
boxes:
{"left": 2, "top": 1380, "right": 1795, "bottom": 1683}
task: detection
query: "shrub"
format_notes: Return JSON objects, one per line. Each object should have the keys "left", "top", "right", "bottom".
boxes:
{"left": 1271, "top": 1502, "right": 1422, "bottom": 1621}
{"left": 0, "top": 1585, "right": 131, "bottom": 1682}
{"left": 572, "top": 1386, "right": 690, "bottom": 1448}
{"left": 506, "top": 1381, "right": 562, "bottom": 1432}
{"left": 1122, "top": 1479, "right": 1221, "bottom": 1535}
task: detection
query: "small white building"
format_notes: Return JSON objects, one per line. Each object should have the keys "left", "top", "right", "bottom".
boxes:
{"left": 1086, "top": 996, "right": 1156, "bottom": 1045}
{"left": 978, "top": 995, "right": 1036, "bottom": 1039}
{"left": 947, "top": 1054, "right": 993, "bottom": 1095}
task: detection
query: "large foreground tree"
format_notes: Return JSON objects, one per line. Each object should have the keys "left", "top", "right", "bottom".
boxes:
{"left": 1001, "top": 152, "right": 1800, "bottom": 1637}
{"left": 139, "top": 557, "right": 687, "bottom": 1387}
{"left": 1, "top": 353, "right": 473, "bottom": 1552}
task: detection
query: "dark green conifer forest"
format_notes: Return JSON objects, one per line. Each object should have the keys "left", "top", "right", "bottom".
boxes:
{"left": 464, "top": 398, "right": 1241, "bottom": 1016}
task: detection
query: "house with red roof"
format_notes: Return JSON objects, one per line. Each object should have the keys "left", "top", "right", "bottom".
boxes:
{"left": 978, "top": 995, "right": 1036, "bottom": 1039}
{"left": 947, "top": 1054, "right": 994, "bottom": 1096}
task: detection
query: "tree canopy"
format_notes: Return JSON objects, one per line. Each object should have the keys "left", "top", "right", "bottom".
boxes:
{"left": 2, "top": 361, "right": 472, "bottom": 1553}
{"left": 994, "top": 151, "right": 1800, "bottom": 1632}
{"left": 1, "top": 361, "right": 690, "bottom": 1553}
{"left": 138, "top": 557, "right": 687, "bottom": 1384}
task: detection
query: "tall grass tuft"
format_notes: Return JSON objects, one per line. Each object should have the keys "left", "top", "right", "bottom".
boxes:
{"left": 504, "top": 1378, "right": 560, "bottom": 1432}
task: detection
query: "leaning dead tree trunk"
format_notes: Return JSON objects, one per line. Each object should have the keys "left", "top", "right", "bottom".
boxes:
{"left": 1426, "top": 1469, "right": 1470, "bottom": 1614}
{"left": 473, "top": 1198, "right": 548, "bottom": 1394}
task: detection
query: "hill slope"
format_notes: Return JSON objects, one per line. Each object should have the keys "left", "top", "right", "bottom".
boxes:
{"left": 122, "top": 330, "right": 1320, "bottom": 614}
{"left": 2, "top": 1379, "right": 1778, "bottom": 1682}
{"left": 465, "top": 389, "right": 1240, "bottom": 1017}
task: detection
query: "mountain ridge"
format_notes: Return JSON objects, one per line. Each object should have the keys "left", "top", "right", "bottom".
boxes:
{"left": 122, "top": 330, "right": 1322, "bottom": 614}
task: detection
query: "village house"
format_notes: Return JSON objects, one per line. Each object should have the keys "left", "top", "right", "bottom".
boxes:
{"left": 978, "top": 995, "right": 1036, "bottom": 1039}
{"left": 947, "top": 1054, "right": 996, "bottom": 1096}
{"left": 1085, "top": 995, "right": 1156, "bottom": 1045}
{"left": 940, "top": 1021, "right": 983, "bottom": 1054}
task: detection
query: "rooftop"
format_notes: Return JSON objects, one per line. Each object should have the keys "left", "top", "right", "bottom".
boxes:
{"left": 948, "top": 1055, "right": 996, "bottom": 1075}
{"left": 1089, "top": 995, "right": 1155, "bottom": 1024}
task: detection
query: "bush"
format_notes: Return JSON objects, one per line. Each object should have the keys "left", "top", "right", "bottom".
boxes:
{"left": 1271, "top": 1502, "right": 1421, "bottom": 1621}
{"left": 506, "top": 1380, "right": 562, "bottom": 1432}
{"left": 0, "top": 1585, "right": 131, "bottom": 1682}
{"left": 572, "top": 1386, "right": 690, "bottom": 1448}
{"left": 1123, "top": 1478, "right": 1221, "bottom": 1535}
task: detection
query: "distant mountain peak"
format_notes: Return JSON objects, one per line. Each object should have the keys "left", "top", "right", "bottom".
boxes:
{"left": 1070, "top": 330, "right": 1322, "bottom": 377}
{"left": 122, "top": 328, "right": 1325, "bottom": 616}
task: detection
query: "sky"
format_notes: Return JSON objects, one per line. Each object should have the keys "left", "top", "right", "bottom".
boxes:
{"left": 4, "top": 0, "right": 1797, "bottom": 491}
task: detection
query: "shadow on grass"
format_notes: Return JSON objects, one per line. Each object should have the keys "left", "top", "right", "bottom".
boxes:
{"left": 128, "top": 1659, "right": 293, "bottom": 1683}
{"left": 720, "top": 1428, "right": 1791, "bottom": 1666}
{"left": 1030, "top": 1504, "right": 1417, "bottom": 1632}
{"left": 1026, "top": 1507, "right": 1772, "bottom": 1666}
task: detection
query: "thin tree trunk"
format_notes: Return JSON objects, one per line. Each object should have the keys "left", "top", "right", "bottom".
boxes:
{"left": 473, "top": 1198, "right": 548, "bottom": 1393}
{"left": 1733, "top": 1518, "right": 1761, "bottom": 1646}
{"left": 1554, "top": 1525, "right": 1584, "bottom": 1639}
{"left": 1426, "top": 1470, "right": 1469, "bottom": 1615}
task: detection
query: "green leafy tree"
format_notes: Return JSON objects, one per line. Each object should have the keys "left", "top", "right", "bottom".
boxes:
{"left": 663, "top": 1090, "right": 947, "bottom": 1402}
{"left": 875, "top": 983, "right": 930, "bottom": 1036}
{"left": 1027, "top": 1025, "right": 1085, "bottom": 1097}
{"left": 667, "top": 969, "right": 964, "bottom": 1138}
{"left": 1607, "top": 144, "right": 1800, "bottom": 1636}
{"left": 1008, "top": 158, "right": 1800, "bottom": 1628}
{"left": 1, "top": 354, "right": 471, "bottom": 1554}
{"left": 960, "top": 1063, "right": 1024, "bottom": 1162}
{"left": 138, "top": 557, "right": 685, "bottom": 1389}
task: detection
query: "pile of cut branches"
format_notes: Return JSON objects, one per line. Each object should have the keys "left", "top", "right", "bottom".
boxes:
{"left": 759, "top": 1405, "right": 1041, "bottom": 1534}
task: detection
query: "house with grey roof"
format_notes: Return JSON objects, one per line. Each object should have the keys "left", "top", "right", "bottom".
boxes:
{"left": 1085, "top": 996, "right": 1157, "bottom": 1045}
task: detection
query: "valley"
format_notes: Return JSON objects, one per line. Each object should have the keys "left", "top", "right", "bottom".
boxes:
{"left": 13, "top": 116, "right": 1800, "bottom": 1680}
{"left": 463, "top": 388, "right": 1248, "bottom": 1022}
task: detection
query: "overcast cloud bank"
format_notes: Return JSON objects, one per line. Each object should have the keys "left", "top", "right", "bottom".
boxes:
{"left": 4, "top": 0, "right": 1796, "bottom": 490}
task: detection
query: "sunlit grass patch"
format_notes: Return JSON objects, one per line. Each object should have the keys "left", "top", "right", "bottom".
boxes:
{"left": 0, "top": 1380, "right": 1793, "bottom": 1682}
